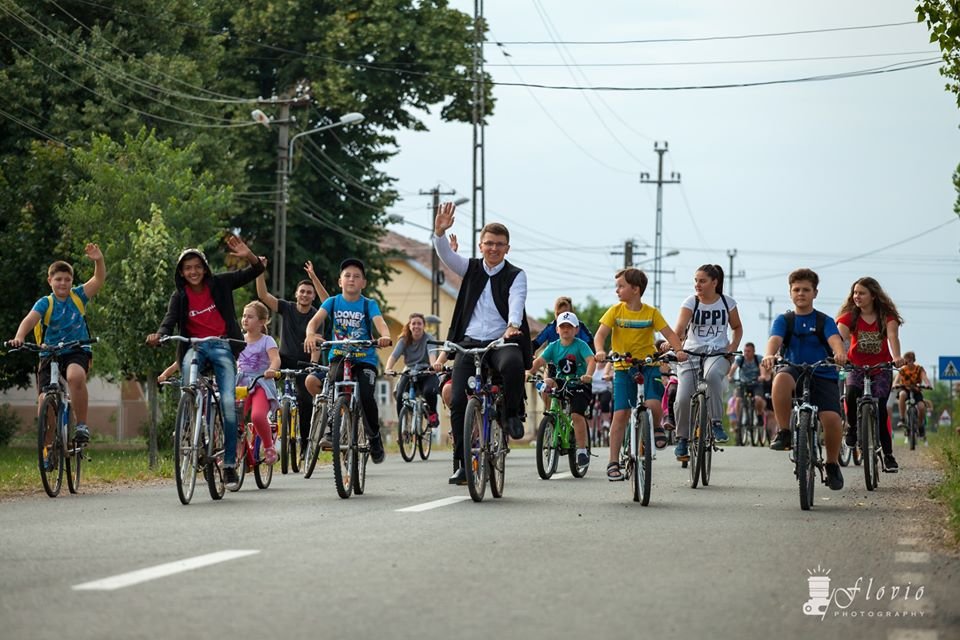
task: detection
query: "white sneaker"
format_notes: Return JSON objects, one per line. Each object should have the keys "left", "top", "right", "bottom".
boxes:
{"left": 903, "top": 436, "right": 909, "bottom": 444}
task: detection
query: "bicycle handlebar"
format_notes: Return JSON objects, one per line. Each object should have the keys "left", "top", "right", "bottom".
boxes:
{"left": 158, "top": 335, "right": 244, "bottom": 346}
{"left": 843, "top": 362, "right": 898, "bottom": 374}
{"left": 4, "top": 337, "right": 99, "bottom": 354}
{"left": 432, "top": 337, "right": 518, "bottom": 357}
{"left": 606, "top": 350, "right": 673, "bottom": 366}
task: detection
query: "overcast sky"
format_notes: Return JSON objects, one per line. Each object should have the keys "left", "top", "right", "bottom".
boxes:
{"left": 382, "top": 0, "right": 960, "bottom": 374}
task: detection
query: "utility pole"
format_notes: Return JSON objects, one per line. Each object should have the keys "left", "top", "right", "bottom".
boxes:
{"left": 760, "top": 296, "right": 775, "bottom": 333}
{"left": 420, "top": 186, "right": 458, "bottom": 319}
{"left": 471, "top": 0, "right": 486, "bottom": 258}
{"left": 640, "top": 142, "right": 680, "bottom": 309}
{"left": 726, "top": 248, "right": 745, "bottom": 297}
{"left": 624, "top": 240, "right": 634, "bottom": 269}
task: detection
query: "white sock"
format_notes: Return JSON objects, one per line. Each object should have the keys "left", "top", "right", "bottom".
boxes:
{"left": 577, "top": 447, "right": 587, "bottom": 456}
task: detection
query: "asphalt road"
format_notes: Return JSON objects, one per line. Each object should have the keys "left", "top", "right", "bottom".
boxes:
{"left": 1, "top": 442, "right": 956, "bottom": 640}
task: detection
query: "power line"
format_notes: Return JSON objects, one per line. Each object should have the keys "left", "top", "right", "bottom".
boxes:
{"left": 485, "top": 51, "right": 940, "bottom": 68}
{"left": 495, "top": 20, "right": 917, "bottom": 45}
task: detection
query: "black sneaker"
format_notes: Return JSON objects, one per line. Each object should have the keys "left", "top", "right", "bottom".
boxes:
{"left": 507, "top": 416, "right": 525, "bottom": 439}
{"left": 74, "top": 424, "right": 90, "bottom": 444}
{"left": 770, "top": 429, "right": 792, "bottom": 451}
{"left": 223, "top": 466, "right": 239, "bottom": 487}
{"left": 370, "top": 434, "right": 385, "bottom": 464}
{"left": 448, "top": 467, "right": 466, "bottom": 485}
{"left": 883, "top": 454, "right": 899, "bottom": 473}
{"left": 825, "top": 462, "right": 844, "bottom": 490}
{"left": 844, "top": 428, "right": 857, "bottom": 448}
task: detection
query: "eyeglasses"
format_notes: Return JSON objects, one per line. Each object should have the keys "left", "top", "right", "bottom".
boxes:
{"left": 481, "top": 241, "right": 508, "bottom": 249}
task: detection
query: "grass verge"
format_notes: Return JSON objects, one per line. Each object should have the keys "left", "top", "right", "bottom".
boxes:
{"left": 0, "top": 446, "right": 172, "bottom": 496}
{"left": 928, "top": 429, "right": 960, "bottom": 543}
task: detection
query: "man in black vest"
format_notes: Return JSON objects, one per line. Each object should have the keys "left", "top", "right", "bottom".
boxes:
{"left": 434, "top": 202, "right": 532, "bottom": 485}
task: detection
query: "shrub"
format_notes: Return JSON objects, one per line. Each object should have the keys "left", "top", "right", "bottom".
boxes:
{"left": 0, "top": 403, "right": 23, "bottom": 447}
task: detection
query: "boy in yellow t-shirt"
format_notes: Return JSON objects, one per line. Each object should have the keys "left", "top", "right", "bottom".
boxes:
{"left": 594, "top": 268, "right": 685, "bottom": 481}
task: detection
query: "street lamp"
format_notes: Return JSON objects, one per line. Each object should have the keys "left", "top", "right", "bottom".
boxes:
{"left": 252, "top": 110, "right": 365, "bottom": 297}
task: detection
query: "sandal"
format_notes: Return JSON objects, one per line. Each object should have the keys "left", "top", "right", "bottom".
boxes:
{"left": 654, "top": 426, "right": 668, "bottom": 450}
{"left": 606, "top": 461, "right": 624, "bottom": 482}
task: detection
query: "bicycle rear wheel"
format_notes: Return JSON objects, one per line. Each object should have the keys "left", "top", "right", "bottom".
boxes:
{"left": 634, "top": 410, "right": 652, "bottom": 505}
{"left": 464, "top": 397, "right": 487, "bottom": 502}
{"left": 331, "top": 396, "right": 354, "bottom": 499}
{"left": 174, "top": 392, "right": 197, "bottom": 505}
{"left": 398, "top": 406, "right": 417, "bottom": 462}
{"left": 489, "top": 416, "right": 506, "bottom": 498}
{"left": 860, "top": 403, "right": 877, "bottom": 491}
{"left": 417, "top": 416, "right": 433, "bottom": 461}
{"left": 65, "top": 404, "right": 81, "bottom": 494}
{"left": 535, "top": 415, "right": 559, "bottom": 480}
{"left": 38, "top": 396, "right": 63, "bottom": 498}
{"left": 303, "top": 401, "right": 326, "bottom": 479}
{"left": 206, "top": 405, "right": 225, "bottom": 500}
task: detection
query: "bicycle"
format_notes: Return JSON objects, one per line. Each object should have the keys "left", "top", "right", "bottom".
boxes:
{"left": 588, "top": 391, "right": 611, "bottom": 448}
{"left": 894, "top": 384, "right": 931, "bottom": 451}
{"left": 734, "top": 380, "right": 762, "bottom": 447}
{"left": 606, "top": 351, "right": 671, "bottom": 505}
{"left": 160, "top": 335, "right": 236, "bottom": 505}
{"left": 389, "top": 366, "right": 437, "bottom": 462}
{"left": 300, "top": 363, "right": 332, "bottom": 479}
{"left": 846, "top": 362, "right": 897, "bottom": 491}
{"left": 5, "top": 338, "right": 98, "bottom": 497}
{"left": 275, "top": 370, "right": 301, "bottom": 475}
{"left": 232, "top": 375, "right": 274, "bottom": 490}
{"left": 320, "top": 339, "right": 383, "bottom": 499}
{"left": 531, "top": 376, "right": 591, "bottom": 480}
{"left": 777, "top": 357, "right": 842, "bottom": 510}
{"left": 682, "top": 349, "right": 740, "bottom": 490}
{"left": 436, "top": 338, "right": 517, "bottom": 503}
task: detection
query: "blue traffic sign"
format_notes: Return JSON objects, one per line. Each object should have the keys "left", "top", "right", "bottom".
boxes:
{"left": 941, "top": 356, "right": 960, "bottom": 381}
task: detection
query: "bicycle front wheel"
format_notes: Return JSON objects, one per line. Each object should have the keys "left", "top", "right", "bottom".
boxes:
{"left": 417, "top": 407, "right": 433, "bottom": 461}
{"left": 279, "top": 399, "right": 292, "bottom": 474}
{"left": 463, "top": 397, "right": 487, "bottom": 502}
{"left": 174, "top": 392, "right": 198, "bottom": 505}
{"left": 205, "top": 404, "right": 225, "bottom": 501}
{"left": 796, "top": 411, "right": 815, "bottom": 510}
{"left": 860, "top": 403, "right": 877, "bottom": 491}
{"left": 634, "top": 410, "right": 652, "bottom": 505}
{"left": 352, "top": 412, "right": 367, "bottom": 496}
{"left": 907, "top": 405, "right": 918, "bottom": 451}
{"left": 229, "top": 425, "right": 247, "bottom": 492}
{"left": 535, "top": 415, "right": 559, "bottom": 480}
{"left": 398, "top": 406, "right": 417, "bottom": 462}
{"left": 65, "top": 404, "right": 81, "bottom": 494}
{"left": 38, "top": 396, "right": 63, "bottom": 498}
{"left": 689, "top": 395, "right": 705, "bottom": 489}
{"left": 331, "top": 396, "right": 354, "bottom": 499}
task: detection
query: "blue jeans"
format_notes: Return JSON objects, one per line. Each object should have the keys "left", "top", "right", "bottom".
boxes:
{"left": 183, "top": 341, "right": 238, "bottom": 467}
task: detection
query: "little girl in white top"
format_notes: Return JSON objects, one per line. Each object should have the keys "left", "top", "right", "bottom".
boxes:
{"left": 670, "top": 264, "right": 743, "bottom": 462}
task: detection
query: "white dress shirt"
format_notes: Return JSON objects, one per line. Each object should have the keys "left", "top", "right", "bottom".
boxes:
{"left": 434, "top": 234, "right": 527, "bottom": 341}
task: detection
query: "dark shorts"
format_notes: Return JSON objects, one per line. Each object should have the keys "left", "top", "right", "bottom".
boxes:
{"left": 736, "top": 382, "right": 764, "bottom": 399}
{"left": 594, "top": 389, "right": 612, "bottom": 413}
{"left": 776, "top": 366, "right": 842, "bottom": 415}
{"left": 37, "top": 350, "right": 91, "bottom": 390}
{"left": 901, "top": 388, "right": 924, "bottom": 404}
{"left": 560, "top": 382, "right": 590, "bottom": 416}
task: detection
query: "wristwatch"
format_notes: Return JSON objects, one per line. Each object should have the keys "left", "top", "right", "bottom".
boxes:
{"left": 507, "top": 321, "right": 521, "bottom": 330}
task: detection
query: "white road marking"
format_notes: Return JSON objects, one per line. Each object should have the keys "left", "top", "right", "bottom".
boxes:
{"left": 893, "top": 572, "right": 928, "bottom": 584}
{"left": 552, "top": 472, "right": 571, "bottom": 480}
{"left": 395, "top": 496, "right": 470, "bottom": 512}
{"left": 888, "top": 631, "right": 938, "bottom": 640}
{"left": 73, "top": 550, "right": 260, "bottom": 591}
{"left": 898, "top": 537, "right": 922, "bottom": 546}
{"left": 895, "top": 551, "right": 931, "bottom": 564}
{"left": 890, "top": 598, "right": 935, "bottom": 615}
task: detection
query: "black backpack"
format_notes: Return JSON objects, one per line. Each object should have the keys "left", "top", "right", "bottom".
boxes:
{"left": 780, "top": 310, "right": 831, "bottom": 356}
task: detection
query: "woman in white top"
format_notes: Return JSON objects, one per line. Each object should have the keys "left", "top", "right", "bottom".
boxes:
{"left": 670, "top": 264, "right": 743, "bottom": 462}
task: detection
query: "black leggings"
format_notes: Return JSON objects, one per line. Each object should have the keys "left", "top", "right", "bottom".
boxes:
{"left": 845, "top": 388, "right": 893, "bottom": 456}
{"left": 395, "top": 372, "right": 439, "bottom": 419}
{"left": 329, "top": 359, "right": 381, "bottom": 438}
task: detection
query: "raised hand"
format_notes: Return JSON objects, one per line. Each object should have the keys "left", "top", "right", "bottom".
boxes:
{"left": 448, "top": 233, "right": 459, "bottom": 252}
{"left": 226, "top": 235, "right": 255, "bottom": 260}
{"left": 304, "top": 260, "right": 315, "bottom": 276}
{"left": 84, "top": 243, "right": 103, "bottom": 261}
{"left": 435, "top": 201, "right": 456, "bottom": 235}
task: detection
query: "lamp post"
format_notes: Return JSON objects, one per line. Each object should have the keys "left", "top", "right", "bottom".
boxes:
{"left": 252, "top": 109, "right": 364, "bottom": 297}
